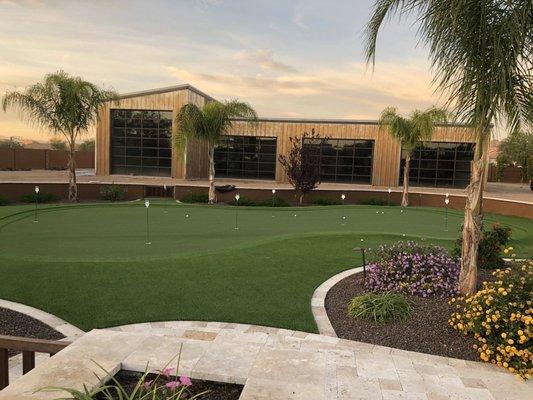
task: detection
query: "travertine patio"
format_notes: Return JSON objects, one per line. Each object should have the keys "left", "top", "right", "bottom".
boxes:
{"left": 1, "top": 320, "right": 531, "bottom": 400}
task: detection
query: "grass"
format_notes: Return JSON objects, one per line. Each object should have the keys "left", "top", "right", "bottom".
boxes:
{"left": 0, "top": 200, "right": 531, "bottom": 332}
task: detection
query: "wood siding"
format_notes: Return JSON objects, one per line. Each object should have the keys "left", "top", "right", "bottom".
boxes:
{"left": 96, "top": 88, "right": 477, "bottom": 187}
{"left": 95, "top": 88, "right": 210, "bottom": 179}
{"left": 227, "top": 121, "right": 476, "bottom": 186}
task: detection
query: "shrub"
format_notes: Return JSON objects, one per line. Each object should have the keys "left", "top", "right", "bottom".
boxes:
{"left": 256, "top": 196, "right": 290, "bottom": 207}
{"left": 228, "top": 196, "right": 256, "bottom": 206}
{"left": 180, "top": 193, "right": 208, "bottom": 203}
{"left": 0, "top": 196, "right": 8, "bottom": 206}
{"left": 311, "top": 197, "right": 341, "bottom": 206}
{"left": 449, "top": 260, "right": 532, "bottom": 379}
{"left": 348, "top": 292, "right": 411, "bottom": 323}
{"left": 365, "top": 241, "right": 460, "bottom": 297}
{"left": 453, "top": 224, "right": 512, "bottom": 269}
{"left": 19, "top": 193, "right": 59, "bottom": 203}
{"left": 359, "top": 197, "right": 391, "bottom": 206}
{"left": 100, "top": 185, "right": 124, "bottom": 201}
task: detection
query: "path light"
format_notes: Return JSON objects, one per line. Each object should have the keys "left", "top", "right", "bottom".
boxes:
{"left": 234, "top": 194, "right": 240, "bottom": 230}
{"left": 34, "top": 186, "right": 39, "bottom": 223}
{"left": 341, "top": 193, "right": 346, "bottom": 225}
{"left": 444, "top": 197, "right": 450, "bottom": 231}
{"left": 271, "top": 189, "right": 276, "bottom": 215}
{"left": 387, "top": 188, "right": 392, "bottom": 206}
{"left": 353, "top": 246, "right": 367, "bottom": 283}
{"left": 145, "top": 199, "right": 151, "bottom": 245}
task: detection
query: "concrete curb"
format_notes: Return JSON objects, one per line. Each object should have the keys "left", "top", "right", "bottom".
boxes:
{"left": 0, "top": 299, "right": 84, "bottom": 341}
{"left": 311, "top": 267, "right": 363, "bottom": 337}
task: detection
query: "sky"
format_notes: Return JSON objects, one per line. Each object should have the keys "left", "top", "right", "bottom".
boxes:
{"left": 0, "top": 0, "right": 462, "bottom": 141}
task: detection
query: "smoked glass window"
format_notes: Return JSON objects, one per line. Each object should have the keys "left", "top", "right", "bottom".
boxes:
{"left": 110, "top": 109, "right": 173, "bottom": 176}
{"left": 214, "top": 136, "right": 277, "bottom": 179}
{"left": 303, "top": 138, "right": 374, "bottom": 184}
{"left": 400, "top": 142, "right": 474, "bottom": 187}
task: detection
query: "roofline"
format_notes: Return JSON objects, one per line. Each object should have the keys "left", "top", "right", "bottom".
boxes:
{"left": 233, "top": 117, "right": 473, "bottom": 128}
{"left": 115, "top": 84, "right": 216, "bottom": 102}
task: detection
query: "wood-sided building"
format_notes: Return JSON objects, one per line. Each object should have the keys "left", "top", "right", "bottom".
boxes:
{"left": 95, "top": 84, "right": 477, "bottom": 188}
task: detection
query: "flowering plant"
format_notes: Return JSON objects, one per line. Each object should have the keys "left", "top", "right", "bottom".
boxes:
{"left": 39, "top": 354, "right": 206, "bottom": 399}
{"left": 449, "top": 260, "right": 532, "bottom": 379}
{"left": 365, "top": 241, "right": 460, "bottom": 297}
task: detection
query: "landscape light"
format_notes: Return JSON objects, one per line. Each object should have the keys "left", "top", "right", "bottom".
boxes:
{"left": 387, "top": 187, "right": 391, "bottom": 206}
{"left": 272, "top": 189, "right": 276, "bottom": 194}
{"left": 145, "top": 199, "right": 151, "bottom": 245}
{"left": 33, "top": 186, "right": 39, "bottom": 223}
{"left": 445, "top": 192, "right": 450, "bottom": 198}
{"left": 444, "top": 197, "right": 450, "bottom": 231}
{"left": 341, "top": 194, "right": 346, "bottom": 225}
{"left": 271, "top": 189, "right": 276, "bottom": 213}
{"left": 234, "top": 194, "right": 240, "bottom": 230}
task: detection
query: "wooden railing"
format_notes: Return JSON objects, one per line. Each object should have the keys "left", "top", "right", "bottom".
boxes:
{"left": 0, "top": 335, "right": 71, "bottom": 390}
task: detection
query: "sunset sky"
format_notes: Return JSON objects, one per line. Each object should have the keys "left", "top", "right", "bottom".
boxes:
{"left": 0, "top": 0, "right": 480, "bottom": 142}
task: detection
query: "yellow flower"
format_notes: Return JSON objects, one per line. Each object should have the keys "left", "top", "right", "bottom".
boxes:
{"left": 501, "top": 333, "right": 507, "bottom": 338}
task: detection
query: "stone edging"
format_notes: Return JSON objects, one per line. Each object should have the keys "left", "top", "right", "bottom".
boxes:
{"left": 0, "top": 299, "right": 84, "bottom": 341}
{"left": 311, "top": 267, "right": 363, "bottom": 337}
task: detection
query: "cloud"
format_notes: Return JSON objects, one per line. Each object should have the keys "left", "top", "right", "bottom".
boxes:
{"left": 194, "top": 0, "right": 222, "bottom": 9}
{"left": 234, "top": 49, "right": 297, "bottom": 73}
{"left": 293, "top": 6, "right": 309, "bottom": 30}
{"left": 166, "top": 60, "right": 442, "bottom": 120}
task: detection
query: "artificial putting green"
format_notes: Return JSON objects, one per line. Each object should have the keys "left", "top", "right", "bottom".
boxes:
{"left": 0, "top": 200, "right": 531, "bottom": 332}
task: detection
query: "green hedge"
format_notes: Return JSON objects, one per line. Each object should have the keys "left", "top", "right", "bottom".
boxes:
{"left": 19, "top": 193, "right": 59, "bottom": 204}
{"left": 180, "top": 193, "right": 209, "bottom": 203}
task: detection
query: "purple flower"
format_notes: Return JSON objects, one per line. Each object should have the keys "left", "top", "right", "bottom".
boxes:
{"left": 142, "top": 380, "right": 153, "bottom": 389}
{"left": 160, "top": 367, "right": 174, "bottom": 378}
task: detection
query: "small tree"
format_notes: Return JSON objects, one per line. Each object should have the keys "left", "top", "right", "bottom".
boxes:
{"left": 495, "top": 153, "right": 508, "bottom": 182}
{"left": 78, "top": 139, "right": 95, "bottom": 152}
{"left": 175, "top": 100, "right": 258, "bottom": 203}
{"left": 279, "top": 129, "right": 324, "bottom": 206}
{"left": 378, "top": 106, "right": 448, "bottom": 206}
{"left": 498, "top": 131, "right": 533, "bottom": 186}
{"left": 50, "top": 138, "right": 67, "bottom": 150}
{"left": 2, "top": 71, "right": 117, "bottom": 201}
{"left": 0, "top": 136, "right": 23, "bottom": 149}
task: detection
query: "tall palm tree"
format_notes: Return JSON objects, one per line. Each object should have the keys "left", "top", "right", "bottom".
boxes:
{"left": 2, "top": 71, "right": 117, "bottom": 201}
{"left": 365, "top": 1, "right": 533, "bottom": 295}
{"left": 379, "top": 106, "right": 447, "bottom": 206}
{"left": 175, "top": 100, "right": 258, "bottom": 203}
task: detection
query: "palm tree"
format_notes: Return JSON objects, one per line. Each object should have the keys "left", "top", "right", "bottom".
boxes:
{"left": 2, "top": 71, "right": 117, "bottom": 201}
{"left": 365, "top": 1, "right": 533, "bottom": 295}
{"left": 175, "top": 100, "right": 258, "bottom": 203}
{"left": 379, "top": 106, "right": 447, "bottom": 206}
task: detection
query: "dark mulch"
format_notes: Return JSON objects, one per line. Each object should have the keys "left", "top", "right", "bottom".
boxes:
{"left": 0, "top": 307, "right": 65, "bottom": 357}
{"left": 325, "top": 270, "right": 492, "bottom": 361}
{"left": 97, "top": 370, "right": 243, "bottom": 400}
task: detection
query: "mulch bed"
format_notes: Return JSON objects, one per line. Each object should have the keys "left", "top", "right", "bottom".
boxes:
{"left": 325, "top": 270, "right": 492, "bottom": 361}
{"left": 0, "top": 307, "right": 65, "bottom": 357}
{"left": 97, "top": 370, "right": 243, "bottom": 400}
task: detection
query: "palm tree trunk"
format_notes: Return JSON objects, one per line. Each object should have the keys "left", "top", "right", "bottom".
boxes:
{"left": 459, "top": 133, "right": 488, "bottom": 295}
{"left": 401, "top": 153, "right": 410, "bottom": 207}
{"left": 208, "top": 144, "right": 216, "bottom": 204}
{"left": 67, "top": 137, "right": 77, "bottom": 202}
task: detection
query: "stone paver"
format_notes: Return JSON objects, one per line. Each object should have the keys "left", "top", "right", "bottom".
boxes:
{"left": 1, "top": 321, "right": 531, "bottom": 399}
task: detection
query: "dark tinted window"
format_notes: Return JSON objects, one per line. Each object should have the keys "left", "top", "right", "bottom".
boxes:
{"left": 215, "top": 136, "right": 277, "bottom": 180}
{"left": 400, "top": 142, "right": 474, "bottom": 188}
{"left": 303, "top": 138, "right": 374, "bottom": 184}
{"left": 110, "top": 109, "right": 173, "bottom": 176}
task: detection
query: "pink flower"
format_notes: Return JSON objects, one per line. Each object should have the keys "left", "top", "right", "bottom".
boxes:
{"left": 142, "top": 380, "right": 153, "bottom": 389}
{"left": 161, "top": 367, "right": 174, "bottom": 378}
{"left": 179, "top": 376, "right": 192, "bottom": 387}
{"left": 166, "top": 380, "right": 180, "bottom": 391}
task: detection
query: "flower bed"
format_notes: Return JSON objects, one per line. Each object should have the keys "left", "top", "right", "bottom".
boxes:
{"left": 365, "top": 241, "right": 460, "bottom": 297}
{"left": 449, "top": 259, "right": 532, "bottom": 379}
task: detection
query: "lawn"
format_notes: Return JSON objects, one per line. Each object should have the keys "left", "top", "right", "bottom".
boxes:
{"left": 0, "top": 200, "right": 531, "bottom": 332}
